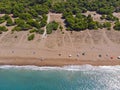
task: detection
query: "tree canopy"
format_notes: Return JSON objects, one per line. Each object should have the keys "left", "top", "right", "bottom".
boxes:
{"left": 0, "top": 0, "right": 120, "bottom": 33}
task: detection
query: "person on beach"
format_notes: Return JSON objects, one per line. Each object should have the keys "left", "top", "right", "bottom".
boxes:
{"left": 58, "top": 53, "right": 62, "bottom": 56}
{"left": 69, "top": 54, "right": 72, "bottom": 57}
{"left": 98, "top": 54, "right": 102, "bottom": 58}
{"left": 82, "top": 52, "right": 85, "bottom": 56}
{"left": 77, "top": 53, "right": 80, "bottom": 57}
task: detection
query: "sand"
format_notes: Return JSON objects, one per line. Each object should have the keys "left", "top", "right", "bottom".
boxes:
{"left": 0, "top": 12, "right": 120, "bottom": 66}
{"left": 0, "top": 57, "right": 120, "bottom": 66}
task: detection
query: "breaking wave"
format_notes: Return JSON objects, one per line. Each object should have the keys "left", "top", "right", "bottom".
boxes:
{"left": 0, "top": 65, "right": 120, "bottom": 72}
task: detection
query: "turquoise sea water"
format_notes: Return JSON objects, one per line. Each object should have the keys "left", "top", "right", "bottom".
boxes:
{"left": 0, "top": 65, "right": 120, "bottom": 90}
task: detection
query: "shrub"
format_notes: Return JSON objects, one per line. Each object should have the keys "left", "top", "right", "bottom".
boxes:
{"left": 27, "top": 19, "right": 40, "bottom": 29}
{"left": 52, "top": 21, "right": 59, "bottom": 30}
{"left": 40, "top": 19, "right": 47, "bottom": 27}
{"left": 59, "top": 25, "right": 63, "bottom": 31}
{"left": 29, "top": 29, "right": 37, "bottom": 33}
{"left": 13, "top": 10, "right": 19, "bottom": 18}
{"left": 88, "top": 21, "right": 99, "bottom": 30}
{"left": 103, "top": 22, "right": 111, "bottom": 28}
{"left": 0, "top": 17, "right": 5, "bottom": 24}
{"left": 12, "top": 26, "right": 21, "bottom": 31}
{"left": 107, "top": 27, "right": 111, "bottom": 30}
{"left": 19, "top": 13, "right": 32, "bottom": 20}
{"left": 28, "top": 34, "right": 35, "bottom": 41}
{"left": 36, "top": 29, "right": 44, "bottom": 34}
{"left": 6, "top": 18, "right": 14, "bottom": 26}
{"left": 106, "top": 14, "right": 118, "bottom": 21}
{"left": 113, "top": 22, "right": 120, "bottom": 31}
{"left": 15, "top": 18, "right": 25, "bottom": 26}
{"left": 3, "top": 14, "right": 10, "bottom": 20}
{"left": 40, "top": 14, "right": 47, "bottom": 27}
{"left": 97, "top": 7, "right": 114, "bottom": 15}
{"left": 46, "top": 21, "right": 59, "bottom": 34}
{"left": 100, "top": 15, "right": 106, "bottom": 20}
{"left": 21, "top": 24, "right": 32, "bottom": 30}
{"left": 0, "top": 26, "right": 8, "bottom": 32}
{"left": 13, "top": 24, "right": 32, "bottom": 31}
{"left": 14, "top": 19, "right": 32, "bottom": 30}
{"left": 47, "top": 29, "right": 52, "bottom": 34}
{"left": 0, "top": 31, "right": 2, "bottom": 34}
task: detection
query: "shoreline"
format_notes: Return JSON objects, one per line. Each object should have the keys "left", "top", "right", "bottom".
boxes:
{"left": 0, "top": 56, "right": 120, "bottom": 67}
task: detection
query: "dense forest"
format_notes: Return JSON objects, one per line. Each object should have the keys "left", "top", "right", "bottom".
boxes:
{"left": 0, "top": 0, "right": 120, "bottom": 37}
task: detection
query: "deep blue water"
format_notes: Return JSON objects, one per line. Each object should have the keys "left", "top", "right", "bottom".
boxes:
{"left": 0, "top": 65, "right": 120, "bottom": 90}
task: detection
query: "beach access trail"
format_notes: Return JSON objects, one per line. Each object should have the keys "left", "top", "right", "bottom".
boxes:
{"left": 42, "top": 13, "right": 50, "bottom": 39}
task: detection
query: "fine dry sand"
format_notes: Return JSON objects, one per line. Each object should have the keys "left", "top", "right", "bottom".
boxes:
{"left": 0, "top": 12, "right": 120, "bottom": 66}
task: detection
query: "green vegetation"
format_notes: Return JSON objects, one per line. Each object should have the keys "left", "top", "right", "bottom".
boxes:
{"left": 114, "top": 22, "right": 120, "bottom": 31}
{"left": 12, "top": 24, "right": 32, "bottom": 31}
{"left": 14, "top": 19, "right": 32, "bottom": 31}
{"left": 59, "top": 25, "right": 63, "bottom": 31}
{"left": 0, "top": 17, "right": 5, "bottom": 24}
{"left": 36, "top": 29, "right": 44, "bottom": 34}
{"left": 27, "top": 19, "right": 40, "bottom": 29}
{"left": 28, "top": 34, "right": 35, "bottom": 41}
{"left": 29, "top": 28, "right": 44, "bottom": 34}
{"left": 19, "top": 13, "right": 32, "bottom": 20}
{"left": 103, "top": 22, "right": 111, "bottom": 28}
{"left": 0, "top": 0, "right": 120, "bottom": 37}
{"left": 40, "top": 14, "right": 47, "bottom": 27}
{"left": 12, "top": 26, "right": 21, "bottom": 31}
{"left": 46, "top": 21, "right": 59, "bottom": 34}
{"left": 64, "top": 14, "right": 102, "bottom": 31}
{"left": 0, "top": 0, "right": 50, "bottom": 34}
{"left": 29, "top": 29, "right": 37, "bottom": 33}
{"left": 14, "top": 19, "right": 25, "bottom": 26}
{"left": 52, "top": 0, "right": 120, "bottom": 31}
{"left": 6, "top": 17, "right": 14, "bottom": 26}
{"left": 105, "top": 14, "right": 118, "bottom": 21}
{"left": 0, "top": 26, "right": 8, "bottom": 33}
{"left": 100, "top": 14, "right": 118, "bottom": 21}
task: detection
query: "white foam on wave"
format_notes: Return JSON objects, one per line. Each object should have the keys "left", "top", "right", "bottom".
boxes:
{"left": 0, "top": 65, "right": 120, "bottom": 72}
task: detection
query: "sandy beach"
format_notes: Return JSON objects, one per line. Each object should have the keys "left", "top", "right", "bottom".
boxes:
{"left": 0, "top": 56, "right": 120, "bottom": 66}
{"left": 0, "top": 28, "right": 120, "bottom": 66}
{"left": 0, "top": 12, "right": 120, "bottom": 66}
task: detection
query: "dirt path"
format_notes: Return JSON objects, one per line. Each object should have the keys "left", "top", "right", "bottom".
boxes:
{"left": 39, "top": 13, "right": 51, "bottom": 48}
{"left": 42, "top": 13, "right": 50, "bottom": 39}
